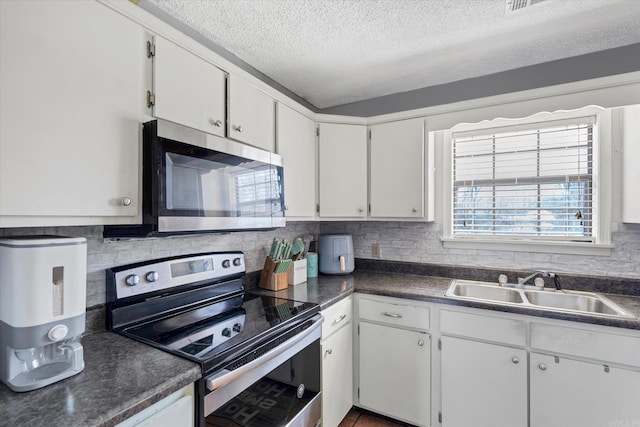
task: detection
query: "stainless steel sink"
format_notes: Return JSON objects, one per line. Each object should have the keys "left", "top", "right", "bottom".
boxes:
{"left": 449, "top": 282, "right": 524, "bottom": 304}
{"left": 524, "top": 290, "right": 626, "bottom": 317}
{"left": 445, "top": 280, "right": 634, "bottom": 319}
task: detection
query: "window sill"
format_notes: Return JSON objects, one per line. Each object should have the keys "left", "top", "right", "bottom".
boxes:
{"left": 441, "top": 237, "right": 613, "bottom": 256}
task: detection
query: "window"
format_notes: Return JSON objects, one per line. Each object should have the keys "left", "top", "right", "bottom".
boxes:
{"left": 442, "top": 107, "right": 612, "bottom": 255}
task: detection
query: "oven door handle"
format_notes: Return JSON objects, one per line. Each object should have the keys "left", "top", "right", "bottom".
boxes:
{"left": 205, "top": 314, "right": 323, "bottom": 392}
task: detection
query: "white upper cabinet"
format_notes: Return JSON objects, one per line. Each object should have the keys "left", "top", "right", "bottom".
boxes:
{"left": 0, "top": 0, "right": 142, "bottom": 226}
{"left": 318, "top": 123, "right": 368, "bottom": 218}
{"left": 228, "top": 74, "right": 275, "bottom": 152}
{"left": 152, "top": 36, "right": 226, "bottom": 138}
{"left": 369, "top": 118, "right": 426, "bottom": 218}
{"left": 622, "top": 104, "right": 640, "bottom": 223}
{"left": 276, "top": 104, "right": 316, "bottom": 218}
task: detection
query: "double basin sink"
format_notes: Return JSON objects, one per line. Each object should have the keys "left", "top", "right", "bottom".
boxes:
{"left": 445, "top": 280, "right": 634, "bottom": 319}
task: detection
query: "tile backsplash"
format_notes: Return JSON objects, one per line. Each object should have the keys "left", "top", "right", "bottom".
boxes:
{"left": 2, "top": 220, "right": 638, "bottom": 308}
{"left": 0, "top": 223, "right": 319, "bottom": 308}
{"left": 320, "top": 221, "right": 640, "bottom": 280}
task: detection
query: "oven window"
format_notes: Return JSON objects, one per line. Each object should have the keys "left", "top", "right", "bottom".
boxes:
{"left": 205, "top": 339, "right": 320, "bottom": 427}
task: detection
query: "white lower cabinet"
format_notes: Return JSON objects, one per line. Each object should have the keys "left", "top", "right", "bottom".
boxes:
{"left": 321, "top": 323, "right": 353, "bottom": 427}
{"left": 321, "top": 297, "right": 353, "bottom": 427}
{"left": 440, "top": 336, "right": 527, "bottom": 427}
{"left": 356, "top": 296, "right": 430, "bottom": 426}
{"left": 530, "top": 352, "right": 640, "bottom": 427}
{"left": 116, "top": 383, "right": 194, "bottom": 427}
{"left": 350, "top": 294, "right": 640, "bottom": 427}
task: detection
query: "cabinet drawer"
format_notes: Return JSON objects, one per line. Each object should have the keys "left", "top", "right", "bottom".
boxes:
{"left": 440, "top": 310, "right": 526, "bottom": 347}
{"left": 530, "top": 323, "right": 640, "bottom": 367}
{"left": 321, "top": 296, "right": 353, "bottom": 340}
{"left": 359, "top": 297, "right": 429, "bottom": 330}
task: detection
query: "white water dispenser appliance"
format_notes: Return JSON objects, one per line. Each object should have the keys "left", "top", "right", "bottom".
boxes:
{"left": 0, "top": 236, "right": 86, "bottom": 392}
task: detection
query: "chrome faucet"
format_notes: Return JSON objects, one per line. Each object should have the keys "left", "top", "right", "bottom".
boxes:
{"left": 518, "top": 270, "right": 561, "bottom": 291}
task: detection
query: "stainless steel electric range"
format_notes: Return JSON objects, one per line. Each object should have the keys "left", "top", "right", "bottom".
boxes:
{"left": 106, "top": 252, "right": 322, "bottom": 427}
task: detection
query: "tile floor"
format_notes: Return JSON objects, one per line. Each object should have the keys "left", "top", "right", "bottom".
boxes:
{"left": 338, "top": 407, "right": 407, "bottom": 427}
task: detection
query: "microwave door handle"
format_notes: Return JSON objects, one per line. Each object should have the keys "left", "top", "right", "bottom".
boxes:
{"left": 205, "top": 315, "right": 323, "bottom": 392}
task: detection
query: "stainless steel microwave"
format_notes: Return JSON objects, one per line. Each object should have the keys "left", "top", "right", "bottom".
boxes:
{"left": 104, "top": 119, "right": 285, "bottom": 237}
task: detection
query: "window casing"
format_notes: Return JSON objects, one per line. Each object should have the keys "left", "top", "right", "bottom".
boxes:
{"left": 442, "top": 107, "right": 612, "bottom": 255}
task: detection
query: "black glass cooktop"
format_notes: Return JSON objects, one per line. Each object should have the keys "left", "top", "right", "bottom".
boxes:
{"left": 122, "top": 292, "right": 318, "bottom": 371}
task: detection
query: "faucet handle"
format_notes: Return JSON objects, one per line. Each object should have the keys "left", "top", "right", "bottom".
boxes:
{"left": 498, "top": 274, "right": 508, "bottom": 285}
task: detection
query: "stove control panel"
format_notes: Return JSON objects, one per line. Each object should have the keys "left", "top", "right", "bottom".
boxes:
{"left": 111, "top": 252, "right": 245, "bottom": 299}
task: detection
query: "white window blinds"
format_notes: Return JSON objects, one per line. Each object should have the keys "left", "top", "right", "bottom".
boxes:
{"left": 452, "top": 117, "right": 595, "bottom": 241}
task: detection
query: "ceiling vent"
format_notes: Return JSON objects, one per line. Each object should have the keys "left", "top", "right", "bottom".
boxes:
{"left": 505, "top": 0, "right": 546, "bottom": 13}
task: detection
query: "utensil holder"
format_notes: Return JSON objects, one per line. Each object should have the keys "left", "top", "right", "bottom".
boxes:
{"left": 259, "top": 257, "right": 289, "bottom": 291}
{"left": 287, "top": 259, "right": 307, "bottom": 285}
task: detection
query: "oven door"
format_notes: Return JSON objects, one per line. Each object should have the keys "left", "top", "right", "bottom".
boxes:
{"left": 202, "top": 314, "right": 322, "bottom": 427}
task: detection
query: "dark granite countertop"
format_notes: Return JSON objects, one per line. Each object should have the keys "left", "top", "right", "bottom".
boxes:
{"left": 253, "top": 270, "right": 640, "bottom": 330}
{"left": 4, "top": 264, "right": 638, "bottom": 427}
{"left": 0, "top": 331, "right": 201, "bottom": 427}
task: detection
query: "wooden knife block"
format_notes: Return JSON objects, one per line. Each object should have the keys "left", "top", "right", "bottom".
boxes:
{"left": 259, "top": 257, "right": 288, "bottom": 291}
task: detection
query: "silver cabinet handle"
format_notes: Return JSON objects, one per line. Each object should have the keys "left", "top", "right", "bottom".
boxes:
{"left": 332, "top": 314, "right": 347, "bottom": 325}
{"left": 325, "top": 349, "right": 333, "bottom": 356}
{"left": 358, "top": 207, "right": 364, "bottom": 213}
{"left": 381, "top": 312, "right": 402, "bottom": 318}
{"left": 213, "top": 119, "right": 223, "bottom": 127}
{"left": 233, "top": 125, "right": 243, "bottom": 133}
{"left": 121, "top": 197, "right": 132, "bottom": 207}
{"left": 512, "top": 356, "right": 520, "bottom": 364}
{"left": 418, "top": 340, "right": 424, "bottom": 347}
{"left": 412, "top": 207, "right": 418, "bottom": 213}
{"left": 284, "top": 205, "right": 289, "bottom": 211}
{"left": 539, "top": 363, "right": 547, "bottom": 371}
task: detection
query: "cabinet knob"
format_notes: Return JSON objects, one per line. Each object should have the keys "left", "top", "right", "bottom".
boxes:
{"left": 213, "top": 119, "right": 223, "bottom": 127}
{"left": 284, "top": 205, "right": 289, "bottom": 211}
{"left": 412, "top": 207, "right": 418, "bottom": 213}
{"left": 325, "top": 349, "right": 333, "bottom": 356}
{"left": 233, "top": 125, "right": 243, "bottom": 133}
{"left": 358, "top": 207, "right": 364, "bottom": 213}
{"left": 121, "top": 197, "right": 132, "bottom": 207}
{"left": 539, "top": 363, "right": 547, "bottom": 371}
{"left": 512, "top": 356, "right": 520, "bottom": 364}
{"left": 418, "top": 340, "right": 425, "bottom": 347}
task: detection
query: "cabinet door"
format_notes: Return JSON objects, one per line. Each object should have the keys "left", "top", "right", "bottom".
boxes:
{"left": 440, "top": 336, "right": 527, "bottom": 427}
{"left": 153, "top": 36, "right": 226, "bottom": 138}
{"left": 359, "top": 322, "right": 430, "bottom": 426}
{"left": 0, "top": 0, "right": 141, "bottom": 225}
{"left": 370, "top": 118, "right": 425, "bottom": 218}
{"left": 622, "top": 104, "right": 640, "bottom": 223}
{"left": 276, "top": 104, "right": 316, "bottom": 218}
{"left": 321, "top": 324, "right": 353, "bottom": 427}
{"left": 228, "top": 74, "right": 275, "bottom": 152}
{"left": 318, "top": 123, "right": 367, "bottom": 218}
{"left": 530, "top": 353, "right": 640, "bottom": 427}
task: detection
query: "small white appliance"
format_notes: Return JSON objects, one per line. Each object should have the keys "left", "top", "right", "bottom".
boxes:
{"left": 0, "top": 236, "right": 86, "bottom": 392}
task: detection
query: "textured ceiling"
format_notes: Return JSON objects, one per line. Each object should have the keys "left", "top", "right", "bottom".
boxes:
{"left": 145, "top": 0, "right": 640, "bottom": 109}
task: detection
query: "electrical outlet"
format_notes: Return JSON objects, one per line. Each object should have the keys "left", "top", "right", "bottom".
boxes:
{"left": 372, "top": 243, "right": 381, "bottom": 258}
